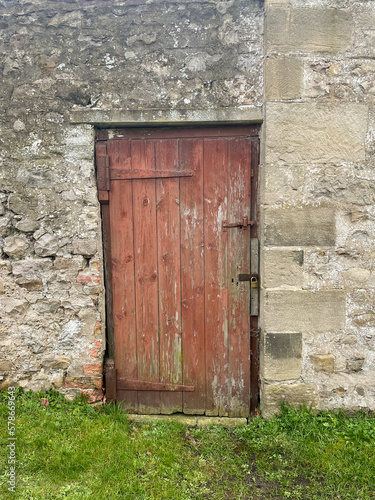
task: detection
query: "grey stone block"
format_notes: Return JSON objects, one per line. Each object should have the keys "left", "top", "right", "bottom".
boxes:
{"left": 266, "top": 102, "right": 368, "bottom": 164}
{"left": 264, "top": 207, "right": 336, "bottom": 247}
{"left": 265, "top": 56, "right": 303, "bottom": 100}
{"left": 266, "top": 7, "right": 353, "bottom": 52}
{"left": 264, "top": 332, "right": 302, "bottom": 381}
{"left": 262, "top": 249, "right": 304, "bottom": 288}
{"left": 263, "top": 290, "right": 346, "bottom": 333}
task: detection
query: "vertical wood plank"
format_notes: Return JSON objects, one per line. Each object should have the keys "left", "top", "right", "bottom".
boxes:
{"left": 227, "top": 138, "right": 251, "bottom": 417}
{"left": 179, "top": 139, "right": 206, "bottom": 414}
{"left": 132, "top": 139, "right": 161, "bottom": 414}
{"left": 156, "top": 139, "right": 183, "bottom": 414}
{"left": 101, "top": 201, "right": 114, "bottom": 359}
{"left": 107, "top": 139, "right": 138, "bottom": 412}
{"left": 204, "top": 138, "right": 229, "bottom": 416}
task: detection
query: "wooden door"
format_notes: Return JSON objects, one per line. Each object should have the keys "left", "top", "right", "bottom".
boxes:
{"left": 97, "top": 125, "right": 259, "bottom": 417}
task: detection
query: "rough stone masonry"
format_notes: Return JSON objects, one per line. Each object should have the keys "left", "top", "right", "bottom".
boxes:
{"left": 0, "top": 0, "right": 374, "bottom": 417}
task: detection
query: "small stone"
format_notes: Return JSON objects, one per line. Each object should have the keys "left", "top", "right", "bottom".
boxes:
{"left": 15, "top": 218, "right": 40, "bottom": 233}
{"left": 342, "top": 268, "right": 371, "bottom": 286}
{"left": 346, "top": 357, "right": 365, "bottom": 373}
{"left": 8, "top": 194, "right": 38, "bottom": 216}
{"left": 13, "top": 120, "right": 25, "bottom": 131}
{"left": 54, "top": 256, "right": 85, "bottom": 271}
{"left": 34, "top": 233, "right": 59, "bottom": 257}
{"left": 4, "top": 298, "right": 28, "bottom": 315}
{"left": 355, "top": 386, "right": 365, "bottom": 397}
{"left": 33, "top": 228, "right": 46, "bottom": 241}
{"left": 43, "top": 355, "right": 71, "bottom": 370}
{"left": 12, "top": 258, "right": 53, "bottom": 277}
{"left": 16, "top": 277, "right": 43, "bottom": 291}
{"left": 332, "top": 387, "right": 346, "bottom": 398}
{"left": 4, "top": 235, "right": 29, "bottom": 258}
{"left": 72, "top": 238, "right": 97, "bottom": 257}
{"left": 309, "top": 354, "right": 335, "bottom": 373}
{"left": 0, "top": 216, "right": 11, "bottom": 236}
{"left": 57, "top": 319, "right": 82, "bottom": 343}
{"left": 0, "top": 361, "right": 12, "bottom": 373}
{"left": 0, "top": 261, "right": 11, "bottom": 273}
{"left": 353, "top": 314, "right": 375, "bottom": 327}
{"left": 36, "top": 299, "right": 61, "bottom": 314}
{"left": 52, "top": 376, "right": 64, "bottom": 389}
{"left": 342, "top": 335, "right": 357, "bottom": 345}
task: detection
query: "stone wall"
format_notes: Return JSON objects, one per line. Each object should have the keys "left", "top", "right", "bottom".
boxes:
{"left": 1, "top": 0, "right": 374, "bottom": 417}
{"left": 261, "top": 0, "right": 375, "bottom": 417}
{"left": 0, "top": 0, "right": 264, "bottom": 402}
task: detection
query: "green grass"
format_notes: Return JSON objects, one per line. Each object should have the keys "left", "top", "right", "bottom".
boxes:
{"left": 0, "top": 389, "right": 374, "bottom": 499}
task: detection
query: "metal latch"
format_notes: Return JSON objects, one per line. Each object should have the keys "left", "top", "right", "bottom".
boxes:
{"left": 222, "top": 217, "right": 254, "bottom": 231}
{"left": 238, "top": 273, "right": 259, "bottom": 288}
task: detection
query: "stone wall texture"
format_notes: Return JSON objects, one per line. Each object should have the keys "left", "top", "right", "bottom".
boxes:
{"left": 261, "top": 0, "right": 375, "bottom": 418}
{"left": 0, "top": 0, "right": 264, "bottom": 403}
{"left": 1, "top": 0, "right": 375, "bottom": 417}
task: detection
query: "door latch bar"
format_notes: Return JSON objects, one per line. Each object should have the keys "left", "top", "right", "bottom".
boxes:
{"left": 222, "top": 217, "right": 254, "bottom": 231}
{"left": 238, "top": 273, "right": 258, "bottom": 282}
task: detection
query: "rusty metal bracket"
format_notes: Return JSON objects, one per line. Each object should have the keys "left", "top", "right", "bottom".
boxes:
{"left": 222, "top": 217, "right": 254, "bottom": 231}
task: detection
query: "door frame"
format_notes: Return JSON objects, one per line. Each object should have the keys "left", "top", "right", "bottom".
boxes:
{"left": 88, "top": 112, "right": 261, "bottom": 413}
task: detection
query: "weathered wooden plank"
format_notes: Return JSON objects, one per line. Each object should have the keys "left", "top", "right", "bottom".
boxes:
{"left": 156, "top": 139, "right": 183, "bottom": 414}
{"left": 108, "top": 125, "right": 260, "bottom": 141}
{"left": 204, "top": 138, "right": 229, "bottom": 416}
{"left": 98, "top": 190, "right": 109, "bottom": 202}
{"left": 118, "top": 379, "right": 194, "bottom": 392}
{"left": 111, "top": 169, "right": 194, "bottom": 180}
{"left": 227, "top": 138, "right": 251, "bottom": 418}
{"left": 179, "top": 139, "right": 206, "bottom": 415}
{"left": 105, "top": 359, "right": 116, "bottom": 401}
{"left": 101, "top": 201, "right": 114, "bottom": 358}
{"left": 107, "top": 139, "right": 138, "bottom": 412}
{"left": 250, "top": 238, "right": 259, "bottom": 317}
{"left": 131, "top": 139, "right": 161, "bottom": 414}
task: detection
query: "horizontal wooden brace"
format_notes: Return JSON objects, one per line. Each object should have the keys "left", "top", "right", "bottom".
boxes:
{"left": 111, "top": 169, "right": 194, "bottom": 180}
{"left": 117, "top": 379, "right": 195, "bottom": 392}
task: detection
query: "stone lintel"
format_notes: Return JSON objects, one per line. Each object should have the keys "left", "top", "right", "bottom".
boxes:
{"left": 70, "top": 106, "right": 264, "bottom": 126}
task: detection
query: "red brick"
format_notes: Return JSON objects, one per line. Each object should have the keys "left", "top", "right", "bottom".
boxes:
{"left": 80, "top": 389, "right": 103, "bottom": 403}
{"left": 64, "top": 376, "right": 102, "bottom": 390}
{"left": 83, "top": 363, "right": 102, "bottom": 375}
{"left": 89, "top": 348, "right": 100, "bottom": 360}
{"left": 77, "top": 273, "right": 101, "bottom": 284}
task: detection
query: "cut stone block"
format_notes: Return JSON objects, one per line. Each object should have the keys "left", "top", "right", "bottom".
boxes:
{"left": 264, "top": 332, "right": 302, "bottom": 381}
{"left": 266, "top": 7, "right": 353, "bottom": 52}
{"left": 266, "top": 102, "right": 368, "bottom": 164}
{"left": 263, "top": 290, "right": 346, "bottom": 333}
{"left": 309, "top": 354, "right": 335, "bottom": 373}
{"left": 261, "top": 383, "right": 318, "bottom": 419}
{"left": 265, "top": 56, "right": 303, "bottom": 100}
{"left": 262, "top": 249, "right": 303, "bottom": 288}
{"left": 264, "top": 206, "right": 336, "bottom": 247}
